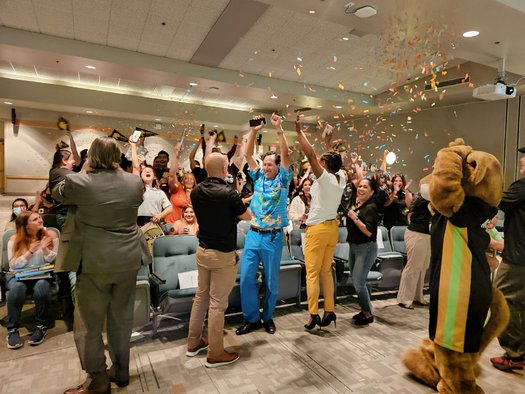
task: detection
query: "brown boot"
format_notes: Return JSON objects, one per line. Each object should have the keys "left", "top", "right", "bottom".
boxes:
{"left": 205, "top": 351, "right": 240, "bottom": 368}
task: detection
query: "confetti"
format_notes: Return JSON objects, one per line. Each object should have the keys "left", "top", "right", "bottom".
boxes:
{"left": 338, "top": 82, "right": 345, "bottom": 90}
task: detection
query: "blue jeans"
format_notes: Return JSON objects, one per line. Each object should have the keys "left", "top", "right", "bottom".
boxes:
{"left": 6, "top": 275, "right": 52, "bottom": 329}
{"left": 240, "top": 230, "right": 283, "bottom": 323}
{"left": 349, "top": 242, "right": 377, "bottom": 313}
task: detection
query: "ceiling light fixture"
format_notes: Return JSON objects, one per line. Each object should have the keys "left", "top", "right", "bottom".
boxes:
{"left": 85, "top": 65, "right": 96, "bottom": 70}
{"left": 334, "top": 105, "right": 343, "bottom": 109}
{"left": 342, "top": 37, "right": 349, "bottom": 41}
{"left": 309, "top": 10, "right": 316, "bottom": 14}
{"left": 462, "top": 30, "right": 479, "bottom": 38}
{"left": 345, "top": 3, "right": 377, "bottom": 18}
{"left": 270, "top": 94, "right": 278, "bottom": 99}
{"left": 155, "top": 118, "right": 161, "bottom": 121}
{"left": 354, "top": 5, "right": 377, "bottom": 18}
{"left": 4, "top": 101, "right": 13, "bottom": 105}
{"left": 189, "top": 82, "right": 198, "bottom": 86}
{"left": 86, "top": 110, "right": 93, "bottom": 114}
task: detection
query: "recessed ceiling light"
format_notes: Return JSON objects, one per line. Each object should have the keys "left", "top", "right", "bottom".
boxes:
{"left": 309, "top": 10, "right": 316, "bottom": 14}
{"left": 85, "top": 65, "right": 96, "bottom": 70}
{"left": 270, "top": 94, "right": 278, "bottom": 99}
{"left": 213, "top": 125, "right": 219, "bottom": 128}
{"left": 86, "top": 110, "right": 93, "bottom": 114}
{"left": 317, "top": 105, "right": 323, "bottom": 108}
{"left": 155, "top": 118, "right": 161, "bottom": 121}
{"left": 462, "top": 30, "right": 479, "bottom": 38}
{"left": 342, "top": 37, "right": 349, "bottom": 41}
{"left": 334, "top": 105, "right": 343, "bottom": 109}
{"left": 4, "top": 101, "right": 13, "bottom": 105}
{"left": 189, "top": 82, "right": 198, "bottom": 86}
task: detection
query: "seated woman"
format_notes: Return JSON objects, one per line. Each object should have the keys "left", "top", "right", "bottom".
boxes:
{"left": 4, "top": 198, "right": 28, "bottom": 231}
{"left": 5, "top": 211, "right": 59, "bottom": 349}
{"left": 170, "top": 205, "right": 199, "bottom": 235}
{"left": 288, "top": 177, "right": 313, "bottom": 230}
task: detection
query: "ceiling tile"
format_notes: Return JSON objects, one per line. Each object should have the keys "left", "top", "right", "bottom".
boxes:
{"left": 32, "top": 0, "right": 74, "bottom": 38}
{"left": 72, "top": 0, "right": 111, "bottom": 45}
{"left": 0, "top": 0, "right": 39, "bottom": 31}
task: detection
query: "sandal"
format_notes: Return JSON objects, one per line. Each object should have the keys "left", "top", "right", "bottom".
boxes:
{"left": 398, "top": 303, "right": 414, "bottom": 310}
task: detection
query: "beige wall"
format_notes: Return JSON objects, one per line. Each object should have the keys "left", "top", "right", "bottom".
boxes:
{"left": 1, "top": 98, "right": 524, "bottom": 195}
{"left": 347, "top": 99, "right": 521, "bottom": 187}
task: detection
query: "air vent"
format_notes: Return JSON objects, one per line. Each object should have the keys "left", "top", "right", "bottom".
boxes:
{"left": 348, "top": 28, "right": 368, "bottom": 38}
{"left": 424, "top": 75, "right": 470, "bottom": 90}
{"left": 294, "top": 107, "right": 312, "bottom": 113}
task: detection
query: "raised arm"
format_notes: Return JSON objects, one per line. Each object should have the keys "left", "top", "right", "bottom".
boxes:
{"left": 66, "top": 131, "right": 81, "bottom": 165}
{"left": 230, "top": 136, "right": 244, "bottom": 170}
{"left": 189, "top": 137, "right": 202, "bottom": 171}
{"left": 271, "top": 113, "right": 290, "bottom": 170}
{"left": 293, "top": 113, "right": 323, "bottom": 178}
{"left": 203, "top": 132, "right": 217, "bottom": 167}
{"left": 129, "top": 138, "right": 141, "bottom": 177}
{"left": 380, "top": 150, "right": 388, "bottom": 172}
{"left": 168, "top": 143, "right": 182, "bottom": 192}
{"left": 244, "top": 115, "right": 265, "bottom": 170}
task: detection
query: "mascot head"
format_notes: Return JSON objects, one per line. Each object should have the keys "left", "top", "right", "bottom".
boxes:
{"left": 421, "top": 138, "right": 503, "bottom": 217}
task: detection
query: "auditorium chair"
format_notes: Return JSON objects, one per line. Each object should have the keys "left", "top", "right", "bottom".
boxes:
{"left": 371, "top": 226, "right": 405, "bottom": 290}
{"left": 150, "top": 234, "right": 198, "bottom": 336}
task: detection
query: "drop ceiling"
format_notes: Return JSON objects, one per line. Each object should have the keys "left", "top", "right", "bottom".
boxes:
{"left": 1, "top": 0, "right": 525, "bottom": 135}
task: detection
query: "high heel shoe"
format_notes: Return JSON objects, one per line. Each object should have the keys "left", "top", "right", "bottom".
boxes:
{"left": 304, "top": 314, "right": 321, "bottom": 330}
{"left": 320, "top": 312, "right": 337, "bottom": 328}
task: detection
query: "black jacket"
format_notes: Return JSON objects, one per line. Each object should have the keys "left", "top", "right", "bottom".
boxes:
{"left": 500, "top": 177, "right": 525, "bottom": 266}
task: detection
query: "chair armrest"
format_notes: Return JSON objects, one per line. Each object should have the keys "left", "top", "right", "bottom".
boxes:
{"left": 148, "top": 273, "right": 166, "bottom": 309}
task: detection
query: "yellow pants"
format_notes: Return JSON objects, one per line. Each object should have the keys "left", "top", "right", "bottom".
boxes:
{"left": 304, "top": 220, "right": 339, "bottom": 314}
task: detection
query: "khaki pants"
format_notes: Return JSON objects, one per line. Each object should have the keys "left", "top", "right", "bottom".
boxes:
{"left": 304, "top": 220, "right": 338, "bottom": 314}
{"left": 397, "top": 229, "right": 430, "bottom": 306}
{"left": 187, "top": 247, "right": 237, "bottom": 358}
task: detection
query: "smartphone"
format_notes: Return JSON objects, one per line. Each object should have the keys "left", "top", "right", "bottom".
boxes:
{"left": 249, "top": 117, "right": 266, "bottom": 127}
{"left": 130, "top": 129, "right": 142, "bottom": 143}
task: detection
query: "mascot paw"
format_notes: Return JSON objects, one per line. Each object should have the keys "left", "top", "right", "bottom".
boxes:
{"left": 402, "top": 339, "right": 440, "bottom": 389}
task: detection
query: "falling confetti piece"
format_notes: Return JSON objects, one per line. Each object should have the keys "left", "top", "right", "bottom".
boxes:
{"left": 296, "top": 67, "right": 302, "bottom": 76}
{"left": 268, "top": 71, "right": 272, "bottom": 78}
{"left": 332, "top": 54, "right": 337, "bottom": 62}
{"left": 338, "top": 82, "right": 345, "bottom": 90}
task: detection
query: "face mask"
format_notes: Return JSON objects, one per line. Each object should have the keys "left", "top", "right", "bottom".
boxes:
{"left": 12, "top": 207, "right": 23, "bottom": 216}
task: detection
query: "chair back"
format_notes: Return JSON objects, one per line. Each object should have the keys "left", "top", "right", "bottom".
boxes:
{"left": 152, "top": 235, "right": 199, "bottom": 298}
{"left": 238, "top": 220, "right": 251, "bottom": 235}
{"left": 390, "top": 226, "right": 407, "bottom": 254}
{"left": 288, "top": 229, "right": 305, "bottom": 261}
{"left": 2, "top": 230, "right": 15, "bottom": 272}
{"left": 377, "top": 226, "right": 393, "bottom": 253}
{"left": 338, "top": 227, "right": 348, "bottom": 243}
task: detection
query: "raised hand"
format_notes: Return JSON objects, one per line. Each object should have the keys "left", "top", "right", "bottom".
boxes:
{"left": 270, "top": 112, "right": 282, "bottom": 130}
{"left": 295, "top": 113, "right": 301, "bottom": 133}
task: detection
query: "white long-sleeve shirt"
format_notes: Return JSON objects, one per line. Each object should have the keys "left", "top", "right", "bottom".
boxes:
{"left": 7, "top": 238, "right": 59, "bottom": 270}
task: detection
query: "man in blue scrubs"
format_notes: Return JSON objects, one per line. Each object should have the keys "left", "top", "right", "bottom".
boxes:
{"left": 236, "top": 113, "right": 292, "bottom": 335}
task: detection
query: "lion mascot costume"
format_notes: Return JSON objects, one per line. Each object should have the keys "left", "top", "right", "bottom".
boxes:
{"left": 402, "top": 138, "right": 510, "bottom": 393}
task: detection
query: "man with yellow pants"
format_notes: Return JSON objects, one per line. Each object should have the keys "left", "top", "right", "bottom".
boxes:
{"left": 294, "top": 114, "right": 347, "bottom": 330}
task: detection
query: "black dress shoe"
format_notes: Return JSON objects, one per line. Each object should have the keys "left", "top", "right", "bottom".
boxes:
{"left": 235, "top": 320, "right": 262, "bottom": 335}
{"left": 109, "top": 376, "right": 129, "bottom": 388}
{"left": 63, "top": 383, "right": 111, "bottom": 394}
{"left": 263, "top": 319, "right": 276, "bottom": 334}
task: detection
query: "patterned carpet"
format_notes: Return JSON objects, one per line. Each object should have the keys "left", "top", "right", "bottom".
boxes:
{"left": 0, "top": 293, "right": 523, "bottom": 394}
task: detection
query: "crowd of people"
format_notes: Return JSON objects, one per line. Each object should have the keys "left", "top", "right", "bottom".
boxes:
{"left": 2, "top": 115, "right": 523, "bottom": 393}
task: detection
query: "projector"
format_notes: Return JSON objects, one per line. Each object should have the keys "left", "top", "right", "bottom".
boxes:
{"left": 472, "top": 82, "right": 516, "bottom": 100}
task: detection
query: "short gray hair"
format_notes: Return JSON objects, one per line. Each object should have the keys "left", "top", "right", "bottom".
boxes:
{"left": 88, "top": 137, "right": 121, "bottom": 170}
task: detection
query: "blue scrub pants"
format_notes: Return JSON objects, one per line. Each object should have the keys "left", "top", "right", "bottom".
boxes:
{"left": 240, "top": 229, "right": 283, "bottom": 323}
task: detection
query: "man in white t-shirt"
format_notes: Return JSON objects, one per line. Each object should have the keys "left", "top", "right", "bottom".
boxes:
{"left": 294, "top": 114, "right": 347, "bottom": 330}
